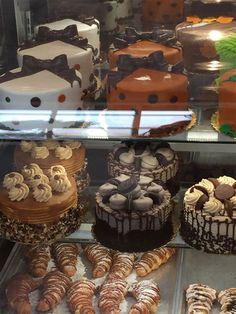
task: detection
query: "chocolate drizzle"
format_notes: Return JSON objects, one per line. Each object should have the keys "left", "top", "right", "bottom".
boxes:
{"left": 0, "top": 54, "right": 82, "bottom": 87}
{"left": 113, "top": 27, "right": 181, "bottom": 50}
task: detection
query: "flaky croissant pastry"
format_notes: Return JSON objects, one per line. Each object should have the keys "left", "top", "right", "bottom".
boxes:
{"left": 24, "top": 245, "right": 50, "bottom": 278}
{"left": 108, "top": 252, "right": 135, "bottom": 280}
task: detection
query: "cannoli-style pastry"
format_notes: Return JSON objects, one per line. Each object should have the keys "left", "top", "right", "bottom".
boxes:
{"left": 24, "top": 245, "right": 50, "bottom": 277}
{"left": 218, "top": 288, "right": 236, "bottom": 314}
{"left": 108, "top": 252, "right": 135, "bottom": 280}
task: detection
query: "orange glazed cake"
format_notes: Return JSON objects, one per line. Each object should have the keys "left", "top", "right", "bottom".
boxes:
{"left": 14, "top": 140, "right": 89, "bottom": 191}
{"left": 109, "top": 27, "right": 182, "bottom": 69}
{"left": 0, "top": 164, "right": 83, "bottom": 244}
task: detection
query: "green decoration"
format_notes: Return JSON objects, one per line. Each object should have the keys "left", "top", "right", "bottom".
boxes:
{"left": 215, "top": 34, "right": 236, "bottom": 72}
{"left": 224, "top": 75, "right": 236, "bottom": 82}
{"left": 219, "top": 124, "right": 236, "bottom": 138}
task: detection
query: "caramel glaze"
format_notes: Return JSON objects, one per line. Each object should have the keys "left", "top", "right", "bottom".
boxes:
{"left": 0, "top": 178, "right": 77, "bottom": 224}
{"left": 219, "top": 69, "right": 236, "bottom": 129}
{"left": 107, "top": 68, "right": 188, "bottom": 111}
{"left": 109, "top": 40, "right": 182, "bottom": 69}
{"left": 14, "top": 144, "right": 85, "bottom": 176}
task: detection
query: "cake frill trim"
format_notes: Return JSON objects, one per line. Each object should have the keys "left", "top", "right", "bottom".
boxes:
{"left": 112, "top": 27, "right": 181, "bottom": 50}
{"left": 107, "top": 51, "right": 184, "bottom": 92}
{"left": 0, "top": 54, "right": 82, "bottom": 87}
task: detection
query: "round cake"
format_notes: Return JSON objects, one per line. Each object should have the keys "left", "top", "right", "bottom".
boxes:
{"left": 181, "top": 176, "right": 236, "bottom": 254}
{"left": 108, "top": 142, "right": 179, "bottom": 195}
{"left": 0, "top": 164, "right": 83, "bottom": 244}
{"left": 14, "top": 140, "right": 89, "bottom": 191}
{"left": 94, "top": 174, "right": 173, "bottom": 252}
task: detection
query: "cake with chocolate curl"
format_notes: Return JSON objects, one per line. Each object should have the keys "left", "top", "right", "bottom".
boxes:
{"left": 181, "top": 176, "right": 236, "bottom": 254}
{"left": 94, "top": 174, "right": 173, "bottom": 252}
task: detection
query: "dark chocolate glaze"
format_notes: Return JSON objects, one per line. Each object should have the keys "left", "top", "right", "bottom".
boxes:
{"left": 185, "top": 1, "right": 236, "bottom": 18}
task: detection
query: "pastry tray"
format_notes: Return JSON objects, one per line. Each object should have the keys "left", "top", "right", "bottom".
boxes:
{"left": 0, "top": 244, "right": 182, "bottom": 314}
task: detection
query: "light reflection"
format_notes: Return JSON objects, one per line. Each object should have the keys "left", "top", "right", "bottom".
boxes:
{"left": 208, "top": 30, "right": 223, "bottom": 41}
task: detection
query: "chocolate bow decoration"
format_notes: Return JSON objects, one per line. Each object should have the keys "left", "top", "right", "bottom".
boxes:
{"left": 37, "top": 25, "right": 78, "bottom": 41}
{"left": 113, "top": 27, "right": 181, "bottom": 50}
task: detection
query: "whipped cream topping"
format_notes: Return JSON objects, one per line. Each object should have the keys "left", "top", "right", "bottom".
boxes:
{"left": 186, "top": 284, "right": 216, "bottom": 314}
{"left": 50, "top": 174, "right": 71, "bottom": 193}
{"left": 47, "top": 165, "right": 67, "bottom": 177}
{"left": 31, "top": 146, "right": 49, "bottom": 159}
{"left": 21, "top": 163, "right": 43, "bottom": 179}
{"left": 3, "top": 172, "right": 24, "bottom": 190}
{"left": 55, "top": 145, "right": 73, "bottom": 160}
{"left": 203, "top": 197, "right": 223, "bottom": 215}
{"left": 155, "top": 147, "right": 175, "bottom": 161}
{"left": 41, "top": 140, "right": 60, "bottom": 150}
{"left": 218, "top": 288, "right": 236, "bottom": 313}
{"left": 26, "top": 174, "right": 49, "bottom": 189}
{"left": 218, "top": 176, "right": 236, "bottom": 186}
{"left": 8, "top": 183, "right": 29, "bottom": 201}
{"left": 33, "top": 183, "right": 52, "bottom": 202}
{"left": 20, "top": 140, "right": 36, "bottom": 152}
{"left": 63, "top": 141, "right": 81, "bottom": 150}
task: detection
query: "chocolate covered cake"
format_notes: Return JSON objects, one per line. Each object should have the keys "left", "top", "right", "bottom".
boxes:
{"left": 94, "top": 174, "right": 173, "bottom": 252}
{"left": 181, "top": 176, "right": 236, "bottom": 254}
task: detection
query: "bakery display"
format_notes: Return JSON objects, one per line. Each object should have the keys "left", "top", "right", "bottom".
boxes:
{"left": 143, "top": 0, "right": 184, "bottom": 25}
{"left": 116, "top": 0, "right": 133, "bottom": 22}
{"left": 0, "top": 164, "right": 82, "bottom": 244}
{"left": 109, "top": 27, "right": 182, "bottom": 69}
{"left": 108, "top": 252, "right": 135, "bottom": 279}
{"left": 24, "top": 245, "right": 50, "bottom": 278}
{"left": 129, "top": 280, "right": 161, "bottom": 313}
{"left": 51, "top": 243, "right": 79, "bottom": 277}
{"left": 94, "top": 174, "right": 173, "bottom": 252}
{"left": 84, "top": 243, "right": 113, "bottom": 278}
{"left": 36, "top": 270, "right": 71, "bottom": 312}
{"left": 67, "top": 278, "right": 96, "bottom": 314}
{"left": 186, "top": 283, "right": 217, "bottom": 314}
{"left": 181, "top": 176, "right": 236, "bottom": 254}
{"left": 5, "top": 273, "right": 41, "bottom": 314}
{"left": 135, "top": 247, "right": 176, "bottom": 277}
{"left": 218, "top": 288, "right": 236, "bottom": 313}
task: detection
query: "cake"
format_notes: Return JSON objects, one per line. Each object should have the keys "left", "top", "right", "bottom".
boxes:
{"left": 143, "top": 0, "right": 184, "bottom": 25}
{"left": 116, "top": 0, "right": 133, "bottom": 21}
{"left": 0, "top": 54, "right": 83, "bottom": 131}
{"left": 95, "top": 1, "right": 118, "bottom": 32}
{"left": 109, "top": 27, "right": 182, "bottom": 69}
{"left": 181, "top": 175, "right": 236, "bottom": 254}
{"left": 14, "top": 140, "right": 89, "bottom": 191}
{"left": 94, "top": 174, "right": 173, "bottom": 252}
{"left": 176, "top": 16, "right": 236, "bottom": 73}
{"left": 18, "top": 25, "right": 96, "bottom": 92}
{"left": 35, "top": 17, "right": 100, "bottom": 60}
{"left": 0, "top": 164, "right": 82, "bottom": 244}
{"left": 108, "top": 141, "right": 179, "bottom": 195}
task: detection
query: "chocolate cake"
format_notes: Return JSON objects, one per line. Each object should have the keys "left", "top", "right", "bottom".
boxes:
{"left": 181, "top": 176, "right": 236, "bottom": 254}
{"left": 94, "top": 174, "right": 173, "bottom": 252}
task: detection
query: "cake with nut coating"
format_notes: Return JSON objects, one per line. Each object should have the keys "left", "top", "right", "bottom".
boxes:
{"left": 94, "top": 174, "right": 173, "bottom": 252}
{"left": 181, "top": 176, "right": 236, "bottom": 254}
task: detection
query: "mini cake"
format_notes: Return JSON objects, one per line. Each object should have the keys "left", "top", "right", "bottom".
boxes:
{"left": 95, "top": 1, "right": 118, "bottom": 32}
{"left": 181, "top": 176, "right": 236, "bottom": 254}
{"left": 109, "top": 27, "right": 182, "bottom": 68}
{"left": 0, "top": 54, "right": 83, "bottom": 131}
{"left": 143, "top": 0, "right": 184, "bottom": 25}
{"left": 18, "top": 25, "right": 96, "bottom": 92}
{"left": 0, "top": 164, "right": 82, "bottom": 244}
{"left": 94, "top": 174, "right": 173, "bottom": 252}
{"left": 116, "top": 0, "right": 133, "bottom": 21}
{"left": 14, "top": 140, "right": 89, "bottom": 191}
{"left": 35, "top": 17, "right": 100, "bottom": 60}
{"left": 108, "top": 141, "right": 179, "bottom": 195}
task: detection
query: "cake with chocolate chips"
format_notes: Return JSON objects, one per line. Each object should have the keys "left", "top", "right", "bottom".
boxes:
{"left": 108, "top": 142, "right": 179, "bottom": 196}
{"left": 94, "top": 174, "right": 173, "bottom": 252}
{"left": 109, "top": 27, "right": 182, "bottom": 69}
{"left": 0, "top": 164, "right": 83, "bottom": 244}
{"left": 181, "top": 176, "right": 236, "bottom": 254}
{"left": 14, "top": 140, "right": 89, "bottom": 191}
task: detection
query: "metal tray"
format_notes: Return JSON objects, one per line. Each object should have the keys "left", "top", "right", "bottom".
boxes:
{"left": 177, "top": 249, "right": 236, "bottom": 314}
{"left": 0, "top": 244, "right": 182, "bottom": 314}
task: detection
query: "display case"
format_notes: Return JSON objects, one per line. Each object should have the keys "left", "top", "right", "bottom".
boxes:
{"left": 0, "top": 0, "right": 236, "bottom": 313}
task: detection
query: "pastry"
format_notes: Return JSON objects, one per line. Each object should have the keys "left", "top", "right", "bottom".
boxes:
{"left": 109, "top": 27, "right": 182, "bottom": 68}
{"left": 0, "top": 164, "right": 81, "bottom": 244}
{"left": 51, "top": 243, "right": 79, "bottom": 277}
{"left": 98, "top": 279, "right": 128, "bottom": 314}
{"left": 134, "top": 247, "right": 176, "bottom": 277}
{"left": 108, "top": 252, "right": 135, "bottom": 280}
{"left": 84, "top": 243, "right": 113, "bottom": 278}
{"left": 67, "top": 278, "right": 96, "bottom": 314}
{"left": 181, "top": 176, "right": 236, "bottom": 254}
{"left": 186, "top": 283, "right": 217, "bottom": 314}
{"left": 37, "top": 270, "right": 71, "bottom": 312}
{"left": 129, "top": 280, "right": 161, "bottom": 313}
{"left": 218, "top": 288, "right": 236, "bottom": 314}
{"left": 0, "top": 54, "right": 83, "bottom": 131}
{"left": 94, "top": 174, "right": 173, "bottom": 252}
{"left": 6, "top": 273, "right": 41, "bottom": 314}
{"left": 24, "top": 245, "right": 50, "bottom": 277}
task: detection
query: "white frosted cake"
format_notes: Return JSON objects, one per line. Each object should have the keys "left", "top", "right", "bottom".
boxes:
{"left": 0, "top": 54, "right": 83, "bottom": 130}
{"left": 117, "top": 0, "right": 133, "bottom": 20}
{"left": 35, "top": 18, "right": 100, "bottom": 58}
{"left": 96, "top": 1, "right": 118, "bottom": 32}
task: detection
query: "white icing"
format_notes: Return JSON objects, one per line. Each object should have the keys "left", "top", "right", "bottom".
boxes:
{"left": 3, "top": 172, "right": 24, "bottom": 190}
{"left": 63, "top": 141, "right": 81, "bottom": 150}
{"left": 110, "top": 193, "right": 127, "bottom": 210}
{"left": 119, "top": 152, "right": 135, "bottom": 166}
{"left": 117, "top": 0, "right": 133, "bottom": 19}
{"left": 41, "top": 140, "right": 60, "bottom": 150}
{"left": 55, "top": 145, "right": 73, "bottom": 160}
{"left": 8, "top": 183, "right": 29, "bottom": 201}
{"left": 156, "top": 147, "right": 174, "bottom": 161}
{"left": 33, "top": 183, "right": 52, "bottom": 202}
{"left": 138, "top": 176, "right": 153, "bottom": 187}
{"left": 50, "top": 174, "right": 71, "bottom": 193}
{"left": 20, "top": 140, "right": 35, "bottom": 152}
{"left": 48, "top": 165, "right": 67, "bottom": 177}
{"left": 95, "top": 1, "right": 118, "bottom": 31}
{"left": 31, "top": 146, "right": 49, "bottom": 159}
{"left": 21, "top": 164, "right": 43, "bottom": 179}
{"left": 218, "top": 176, "right": 236, "bottom": 186}
{"left": 26, "top": 174, "right": 49, "bottom": 189}
{"left": 141, "top": 155, "right": 158, "bottom": 170}
{"left": 99, "top": 183, "right": 117, "bottom": 196}
{"left": 133, "top": 196, "right": 153, "bottom": 211}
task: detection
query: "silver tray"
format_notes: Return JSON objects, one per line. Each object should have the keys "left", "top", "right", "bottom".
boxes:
{"left": 0, "top": 244, "right": 182, "bottom": 314}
